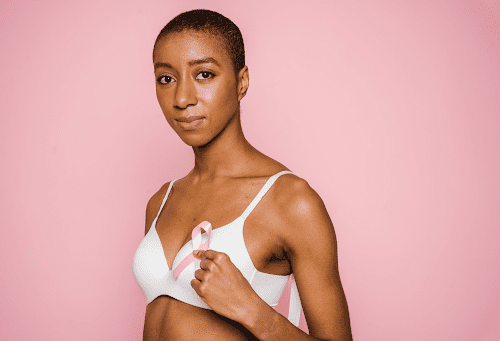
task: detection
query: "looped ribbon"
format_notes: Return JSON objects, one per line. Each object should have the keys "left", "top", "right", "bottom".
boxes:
{"left": 173, "top": 221, "right": 212, "bottom": 279}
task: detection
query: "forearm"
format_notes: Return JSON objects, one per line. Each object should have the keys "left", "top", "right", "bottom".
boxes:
{"left": 241, "top": 300, "right": 327, "bottom": 341}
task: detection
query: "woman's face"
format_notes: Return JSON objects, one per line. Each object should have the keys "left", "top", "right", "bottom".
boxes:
{"left": 153, "top": 30, "right": 246, "bottom": 147}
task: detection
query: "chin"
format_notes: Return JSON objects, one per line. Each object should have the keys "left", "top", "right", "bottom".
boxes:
{"left": 178, "top": 133, "right": 214, "bottom": 148}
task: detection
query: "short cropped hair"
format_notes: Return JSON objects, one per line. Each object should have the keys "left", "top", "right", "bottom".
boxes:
{"left": 153, "top": 9, "right": 245, "bottom": 78}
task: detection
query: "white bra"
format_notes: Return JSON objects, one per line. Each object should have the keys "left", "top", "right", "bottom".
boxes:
{"left": 132, "top": 171, "right": 303, "bottom": 326}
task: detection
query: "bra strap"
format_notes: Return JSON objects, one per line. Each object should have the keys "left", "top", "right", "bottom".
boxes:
{"left": 152, "top": 179, "right": 177, "bottom": 227}
{"left": 288, "top": 274, "right": 302, "bottom": 327}
{"left": 240, "top": 171, "right": 294, "bottom": 221}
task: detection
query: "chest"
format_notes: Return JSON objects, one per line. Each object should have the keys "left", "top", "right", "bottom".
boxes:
{"left": 155, "top": 179, "right": 291, "bottom": 276}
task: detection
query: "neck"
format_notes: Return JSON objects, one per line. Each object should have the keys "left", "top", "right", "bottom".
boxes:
{"left": 190, "top": 111, "right": 257, "bottom": 181}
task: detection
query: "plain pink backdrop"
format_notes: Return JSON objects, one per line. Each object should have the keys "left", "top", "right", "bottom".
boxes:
{"left": 1, "top": 0, "right": 499, "bottom": 340}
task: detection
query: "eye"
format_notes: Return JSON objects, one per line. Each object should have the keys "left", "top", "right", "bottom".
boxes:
{"left": 157, "top": 75, "right": 174, "bottom": 85}
{"left": 196, "top": 71, "right": 214, "bottom": 80}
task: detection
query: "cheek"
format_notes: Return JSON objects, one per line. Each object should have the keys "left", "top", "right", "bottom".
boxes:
{"left": 198, "top": 81, "right": 238, "bottom": 108}
{"left": 155, "top": 90, "right": 176, "bottom": 129}
{"left": 156, "top": 88, "right": 170, "bottom": 112}
{"left": 198, "top": 85, "right": 214, "bottom": 102}
{"left": 155, "top": 87, "right": 164, "bottom": 106}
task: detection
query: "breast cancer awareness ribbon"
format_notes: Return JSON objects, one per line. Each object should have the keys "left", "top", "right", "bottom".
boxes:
{"left": 173, "top": 221, "right": 212, "bottom": 279}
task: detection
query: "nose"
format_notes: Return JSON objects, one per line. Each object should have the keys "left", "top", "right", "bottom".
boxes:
{"left": 174, "top": 77, "right": 197, "bottom": 109}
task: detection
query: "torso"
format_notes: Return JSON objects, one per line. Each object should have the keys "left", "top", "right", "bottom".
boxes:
{"left": 143, "top": 165, "right": 294, "bottom": 340}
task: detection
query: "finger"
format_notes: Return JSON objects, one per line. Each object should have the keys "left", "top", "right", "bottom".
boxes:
{"left": 191, "top": 278, "right": 201, "bottom": 294}
{"left": 199, "top": 249, "right": 219, "bottom": 260}
{"left": 194, "top": 268, "right": 205, "bottom": 281}
{"left": 199, "top": 258, "right": 207, "bottom": 270}
{"left": 191, "top": 278, "right": 209, "bottom": 301}
{"left": 193, "top": 249, "right": 214, "bottom": 259}
{"left": 200, "top": 258, "right": 214, "bottom": 271}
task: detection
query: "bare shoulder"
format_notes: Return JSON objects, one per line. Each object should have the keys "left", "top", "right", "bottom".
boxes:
{"left": 144, "top": 181, "right": 173, "bottom": 235}
{"left": 273, "top": 173, "right": 325, "bottom": 211}
{"left": 271, "top": 173, "right": 337, "bottom": 257}
{"left": 272, "top": 173, "right": 330, "bottom": 224}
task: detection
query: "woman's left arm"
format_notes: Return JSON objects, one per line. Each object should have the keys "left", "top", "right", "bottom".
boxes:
{"left": 243, "top": 178, "right": 353, "bottom": 341}
{"left": 192, "top": 178, "right": 353, "bottom": 340}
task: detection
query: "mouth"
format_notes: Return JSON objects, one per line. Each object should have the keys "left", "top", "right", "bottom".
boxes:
{"left": 175, "top": 117, "right": 206, "bottom": 131}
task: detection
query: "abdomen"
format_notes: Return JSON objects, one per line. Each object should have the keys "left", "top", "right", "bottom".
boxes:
{"left": 143, "top": 295, "right": 258, "bottom": 341}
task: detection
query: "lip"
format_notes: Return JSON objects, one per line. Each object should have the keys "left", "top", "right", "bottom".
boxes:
{"left": 176, "top": 115, "right": 205, "bottom": 123}
{"left": 176, "top": 117, "right": 206, "bottom": 131}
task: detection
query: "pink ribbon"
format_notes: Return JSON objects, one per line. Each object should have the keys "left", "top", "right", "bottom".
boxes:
{"left": 173, "top": 221, "right": 212, "bottom": 279}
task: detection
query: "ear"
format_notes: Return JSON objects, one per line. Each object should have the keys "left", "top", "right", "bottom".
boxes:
{"left": 237, "top": 65, "right": 249, "bottom": 101}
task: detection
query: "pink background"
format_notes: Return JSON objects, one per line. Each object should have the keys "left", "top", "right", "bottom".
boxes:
{"left": 1, "top": 0, "right": 499, "bottom": 340}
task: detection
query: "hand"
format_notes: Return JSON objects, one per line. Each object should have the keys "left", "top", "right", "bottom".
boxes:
{"left": 191, "top": 249, "right": 261, "bottom": 323}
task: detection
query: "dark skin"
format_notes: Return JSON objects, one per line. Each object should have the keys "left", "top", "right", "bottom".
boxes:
{"left": 143, "top": 29, "right": 352, "bottom": 340}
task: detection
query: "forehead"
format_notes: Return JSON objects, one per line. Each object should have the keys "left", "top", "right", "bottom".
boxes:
{"left": 153, "top": 30, "right": 231, "bottom": 68}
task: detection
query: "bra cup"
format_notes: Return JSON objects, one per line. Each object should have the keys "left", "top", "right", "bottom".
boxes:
{"left": 166, "top": 230, "right": 209, "bottom": 308}
{"left": 208, "top": 217, "right": 256, "bottom": 281}
{"left": 132, "top": 228, "right": 170, "bottom": 304}
{"left": 171, "top": 261, "right": 211, "bottom": 309}
{"left": 208, "top": 216, "right": 290, "bottom": 307}
{"left": 251, "top": 271, "right": 289, "bottom": 307}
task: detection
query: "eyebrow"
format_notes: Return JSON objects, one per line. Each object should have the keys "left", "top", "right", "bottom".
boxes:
{"left": 154, "top": 57, "right": 221, "bottom": 71}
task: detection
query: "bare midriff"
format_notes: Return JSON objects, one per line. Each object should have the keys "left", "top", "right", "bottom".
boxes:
{"left": 143, "top": 295, "right": 259, "bottom": 341}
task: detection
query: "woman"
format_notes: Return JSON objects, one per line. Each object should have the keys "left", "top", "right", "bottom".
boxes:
{"left": 133, "top": 9, "right": 352, "bottom": 341}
